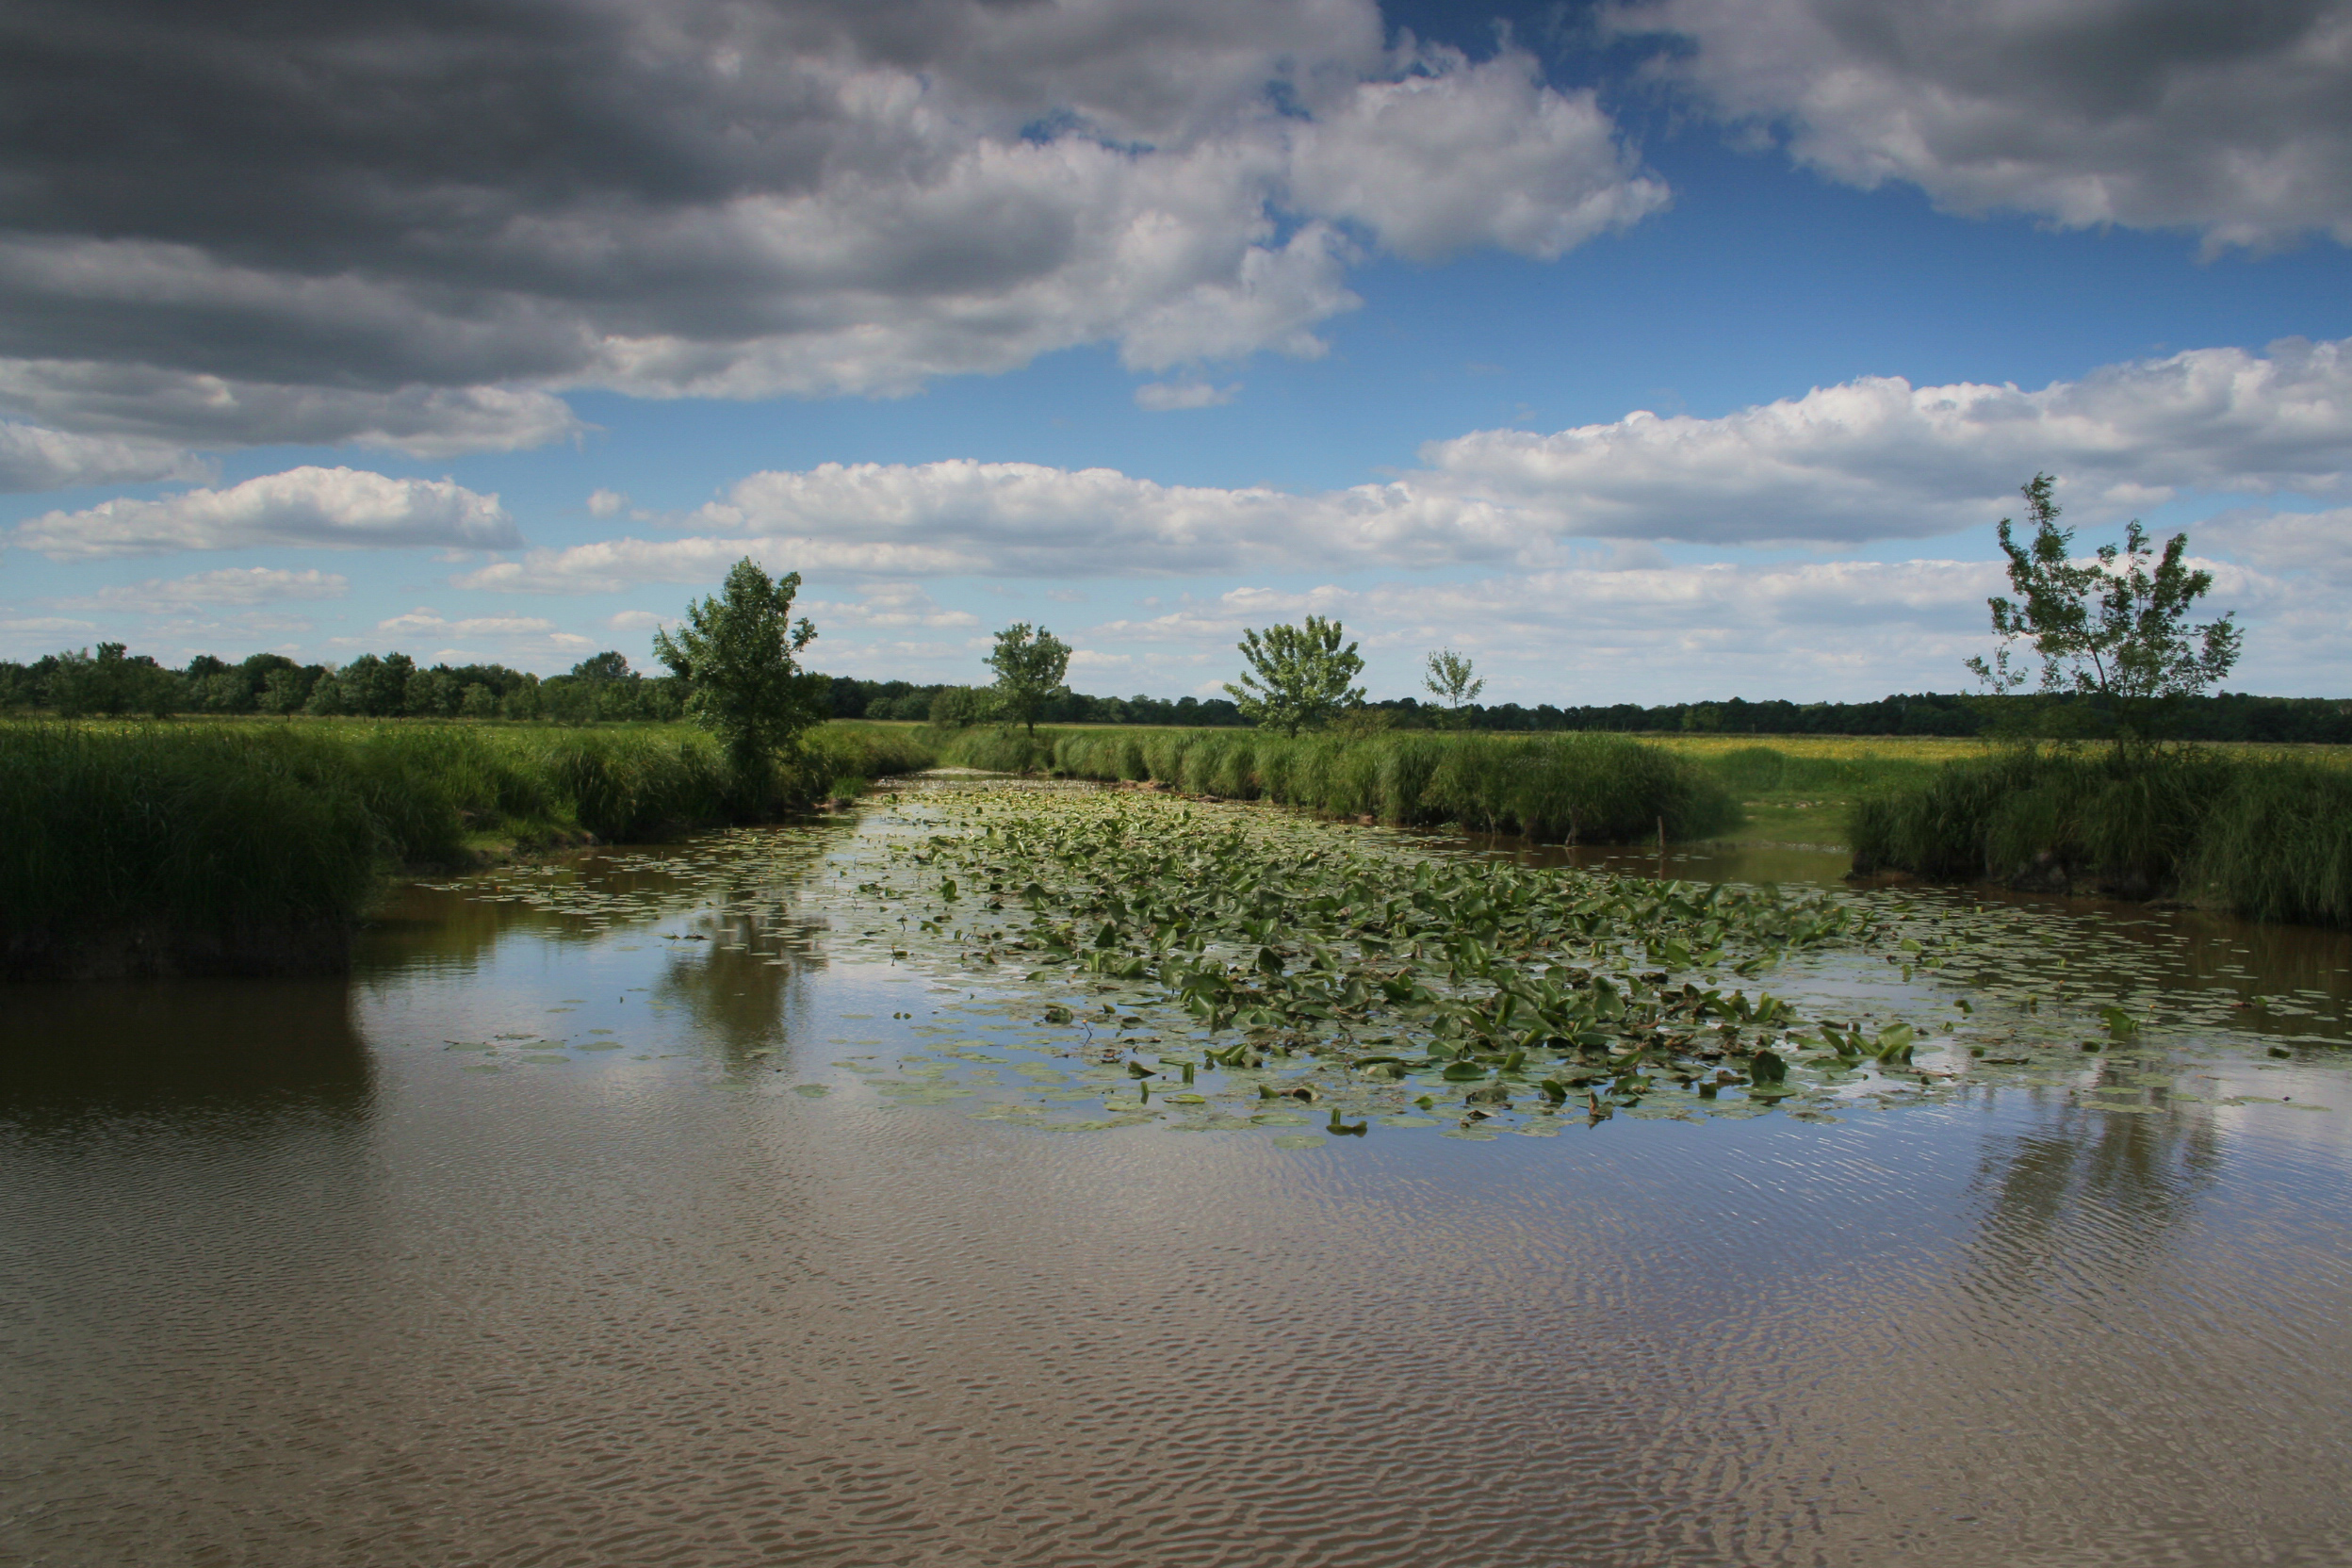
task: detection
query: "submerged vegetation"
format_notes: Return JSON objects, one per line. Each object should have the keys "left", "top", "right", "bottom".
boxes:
{"left": 0, "top": 719, "right": 930, "bottom": 976}
{"left": 927, "top": 725, "right": 1740, "bottom": 842}
{"left": 823, "top": 787, "right": 1919, "bottom": 1134}
{"left": 773, "top": 785, "right": 2311, "bottom": 1139}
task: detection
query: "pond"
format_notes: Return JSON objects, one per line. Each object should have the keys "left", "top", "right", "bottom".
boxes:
{"left": 5, "top": 779, "right": 2350, "bottom": 1567}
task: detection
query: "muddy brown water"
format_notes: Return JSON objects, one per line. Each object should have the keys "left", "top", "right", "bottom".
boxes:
{"left": 5, "top": 787, "right": 2351, "bottom": 1567}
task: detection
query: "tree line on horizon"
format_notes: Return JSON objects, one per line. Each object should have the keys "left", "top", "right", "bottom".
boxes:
{"left": 3, "top": 642, "right": 2346, "bottom": 743}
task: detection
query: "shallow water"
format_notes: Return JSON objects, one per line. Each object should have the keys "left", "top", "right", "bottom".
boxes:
{"left": 5, "top": 786, "right": 2351, "bottom": 1567}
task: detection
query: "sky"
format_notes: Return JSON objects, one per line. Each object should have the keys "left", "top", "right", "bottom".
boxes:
{"left": 2, "top": 0, "right": 2349, "bottom": 705}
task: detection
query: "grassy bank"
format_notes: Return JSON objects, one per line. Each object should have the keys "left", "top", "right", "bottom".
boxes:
{"left": 1851, "top": 745, "right": 2352, "bottom": 926}
{"left": 1, "top": 718, "right": 933, "bottom": 975}
{"left": 924, "top": 726, "right": 1739, "bottom": 842}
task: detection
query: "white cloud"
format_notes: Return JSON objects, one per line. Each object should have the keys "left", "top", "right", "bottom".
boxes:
{"left": 2197, "top": 506, "right": 2352, "bottom": 582}
{"left": 0, "top": 420, "right": 209, "bottom": 493}
{"left": 14, "top": 466, "right": 523, "bottom": 559}
{"left": 587, "top": 488, "right": 630, "bottom": 518}
{"left": 0, "top": 614, "right": 97, "bottom": 636}
{"left": 461, "top": 337, "right": 2352, "bottom": 590}
{"left": 1620, "top": 0, "right": 2352, "bottom": 250}
{"left": 1420, "top": 337, "right": 2352, "bottom": 543}
{"left": 378, "top": 607, "right": 560, "bottom": 639}
{"left": 1135, "top": 380, "right": 1242, "bottom": 411}
{"left": 801, "top": 583, "right": 982, "bottom": 630}
{"left": 0, "top": 3, "right": 1666, "bottom": 446}
{"left": 1079, "top": 554, "right": 2321, "bottom": 703}
{"left": 604, "top": 609, "right": 672, "bottom": 631}
{"left": 57, "top": 567, "right": 350, "bottom": 613}
{"left": 1286, "top": 47, "right": 1669, "bottom": 262}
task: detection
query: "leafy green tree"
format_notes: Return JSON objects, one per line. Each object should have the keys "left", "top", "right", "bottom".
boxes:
{"left": 1966, "top": 474, "right": 2242, "bottom": 743}
{"left": 928, "top": 684, "right": 994, "bottom": 728}
{"left": 987, "top": 623, "right": 1072, "bottom": 735}
{"left": 571, "top": 650, "right": 633, "bottom": 682}
{"left": 652, "top": 558, "right": 825, "bottom": 778}
{"left": 45, "top": 643, "right": 179, "bottom": 718}
{"left": 1226, "top": 616, "right": 1365, "bottom": 735}
{"left": 1422, "top": 648, "right": 1484, "bottom": 727}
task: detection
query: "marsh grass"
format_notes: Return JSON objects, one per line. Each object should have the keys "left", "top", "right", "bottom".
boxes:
{"left": 2, "top": 718, "right": 935, "bottom": 958}
{"left": 928, "top": 725, "right": 1738, "bottom": 841}
{"left": 1851, "top": 743, "right": 2352, "bottom": 924}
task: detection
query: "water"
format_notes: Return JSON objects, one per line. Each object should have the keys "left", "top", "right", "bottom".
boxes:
{"left": 6, "top": 789, "right": 2351, "bottom": 1566}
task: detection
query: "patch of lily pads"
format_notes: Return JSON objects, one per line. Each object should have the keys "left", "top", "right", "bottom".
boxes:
{"left": 429, "top": 783, "right": 2347, "bottom": 1137}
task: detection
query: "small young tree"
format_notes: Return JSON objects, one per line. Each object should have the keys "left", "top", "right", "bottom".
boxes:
{"left": 987, "top": 623, "right": 1071, "bottom": 735}
{"left": 1422, "top": 648, "right": 1484, "bottom": 727}
{"left": 652, "top": 558, "right": 825, "bottom": 781}
{"left": 1965, "top": 474, "right": 2241, "bottom": 743}
{"left": 1226, "top": 616, "right": 1365, "bottom": 735}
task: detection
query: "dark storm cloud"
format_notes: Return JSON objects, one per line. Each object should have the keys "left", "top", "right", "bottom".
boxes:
{"left": 0, "top": 0, "right": 1663, "bottom": 456}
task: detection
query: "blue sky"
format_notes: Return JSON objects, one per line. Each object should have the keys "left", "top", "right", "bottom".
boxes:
{"left": 4, "top": 0, "right": 2348, "bottom": 702}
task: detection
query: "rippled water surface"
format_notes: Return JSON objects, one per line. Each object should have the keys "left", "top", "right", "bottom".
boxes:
{"left": 6, "top": 784, "right": 2352, "bottom": 1567}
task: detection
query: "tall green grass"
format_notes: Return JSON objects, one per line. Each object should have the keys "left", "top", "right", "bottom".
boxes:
{"left": 1851, "top": 744, "right": 2352, "bottom": 925}
{"left": 1, "top": 719, "right": 937, "bottom": 962}
{"left": 927, "top": 725, "right": 1738, "bottom": 841}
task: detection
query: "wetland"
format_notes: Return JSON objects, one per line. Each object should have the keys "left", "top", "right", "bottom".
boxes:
{"left": 5, "top": 776, "right": 2351, "bottom": 1566}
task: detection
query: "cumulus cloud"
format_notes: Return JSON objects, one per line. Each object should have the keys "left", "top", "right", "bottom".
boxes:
{"left": 14, "top": 466, "right": 523, "bottom": 558}
{"left": 0, "top": 0, "right": 1664, "bottom": 450}
{"left": 1421, "top": 337, "right": 2352, "bottom": 542}
{"left": 57, "top": 567, "right": 349, "bottom": 612}
{"left": 0, "top": 420, "right": 207, "bottom": 493}
{"left": 605, "top": 609, "right": 672, "bottom": 632}
{"left": 460, "top": 337, "right": 2352, "bottom": 589}
{"left": 587, "top": 489, "right": 630, "bottom": 518}
{"left": 2197, "top": 506, "right": 2352, "bottom": 582}
{"left": 1135, "top": 380, "right": 1242, "bottom": 411}
{"left": 1620, "top": 0, "right": 2352, "bottom": 249}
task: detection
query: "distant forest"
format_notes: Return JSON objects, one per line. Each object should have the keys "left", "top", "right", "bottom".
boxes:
{"left": 2, "top": 644, "right": 2349, "bottom": 743}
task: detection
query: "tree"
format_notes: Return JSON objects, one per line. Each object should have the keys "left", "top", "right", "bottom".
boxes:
{"left": 652, "top": 558, "right": 825, "bottom": 779}
{"left": 45, "top": 643, "right": 179, "bottom": 718}
{"left": 1226, "top": 616, "right": 1365, "bottom": 735}
{"left": 571, "top": 650, "right": 633, "bottom": 682}
{"left": 987, "top": 623, "right": 1071, "bottom": 735}
{"left": 928, "top": 684, "right": 994, "bottom": 728}
{"left": 1422, "top": 648, "right": 1484, "bottom": 727}
{"left": 1965, "top": 474, "right": 2241, "bottom": 743}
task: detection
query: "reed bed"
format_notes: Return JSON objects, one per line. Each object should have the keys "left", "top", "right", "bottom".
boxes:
{"left": 1, "top": 719, "right": 935, "bottom": 968}
{"left": 927, "top": 725, "right": 1739, "bottom": 842}
{"left": 1851, "top": 745, "right": 2352, "bottom": 925}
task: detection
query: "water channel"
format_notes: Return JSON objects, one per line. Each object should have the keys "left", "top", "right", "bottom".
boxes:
{"left": 6, "top": 779, "right": 2350, "bottom": 1566}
